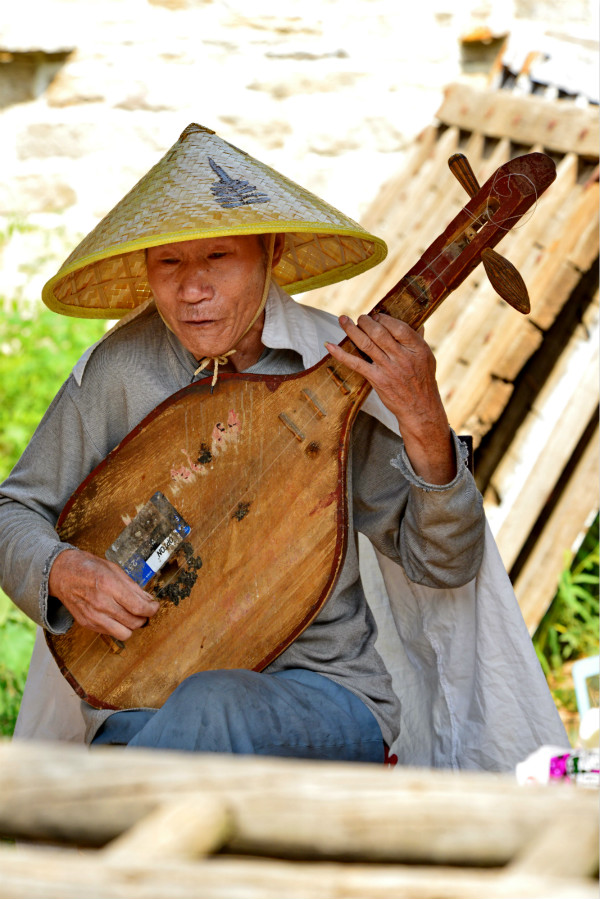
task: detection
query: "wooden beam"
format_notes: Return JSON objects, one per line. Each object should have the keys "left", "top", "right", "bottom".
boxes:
{"left": 463, "top": 377, "right": 514, "bottom": 446}
{"left": 437, "top": 82, "right": 599, "bottom": 157}
{"left": 0, "top": 740, "right": 596, "bottom": 898}
{"left": 0, "top": 847, "right": 597, "bottom": 899}
{"left": 103, "top": 794, "right": 232, "bottom": 862}
{"left": 486, "top": 306, "right": 599, "bottom": 570}
{"left": 0, "top": 740, "right": 593, "bottom": 867}
{"left": 514, "top": 423, "right": 599, "bottom": 632}
{"left": 0, "top": 849, "right": 598, "bottom": 899}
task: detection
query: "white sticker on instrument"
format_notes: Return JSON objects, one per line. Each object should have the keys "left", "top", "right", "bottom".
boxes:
{"left": 144, "top": 531, "right": 183, "bottom": 576}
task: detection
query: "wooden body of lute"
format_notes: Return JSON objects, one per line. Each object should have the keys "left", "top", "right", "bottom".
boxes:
{"left": 46, "top": 153, "right": 556, "bottom": 709}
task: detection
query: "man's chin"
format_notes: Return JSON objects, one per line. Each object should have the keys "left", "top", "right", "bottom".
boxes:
{"left": 177, "top": 325, "right": 228, "bottom": 359}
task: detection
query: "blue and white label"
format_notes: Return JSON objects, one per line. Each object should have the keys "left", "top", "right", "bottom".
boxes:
{"left": 123, "top": 525, "right": 190, "bottom": 587}
{"left": 107, "top": 492, "right": 192, "bottom": 588}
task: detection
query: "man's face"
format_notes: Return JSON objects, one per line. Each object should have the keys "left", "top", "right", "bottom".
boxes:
{"left": 146, "top": 235, "right": 269, "bottom": 360}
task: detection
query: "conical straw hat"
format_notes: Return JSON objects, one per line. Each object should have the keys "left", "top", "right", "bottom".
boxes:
{"left": 42, "top": 123, "right": 388, "bottom": 319}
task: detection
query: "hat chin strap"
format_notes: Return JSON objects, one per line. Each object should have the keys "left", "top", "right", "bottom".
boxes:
{"left": 193, "top": 233, "right": 275, "bottom": 389}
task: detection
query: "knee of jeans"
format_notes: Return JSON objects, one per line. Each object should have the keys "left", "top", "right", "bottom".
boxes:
{"left": 166, "top": 669, "right": 269, "bottom": 748}
{"left": 169, "top": 669, "right": 260, "bottom": 708}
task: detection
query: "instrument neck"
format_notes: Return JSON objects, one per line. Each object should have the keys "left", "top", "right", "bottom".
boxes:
{"left": 321, "top": 273, "right": 443, "bottom": 415}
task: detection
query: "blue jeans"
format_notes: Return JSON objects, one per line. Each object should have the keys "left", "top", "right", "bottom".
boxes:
{"left": 92, "top": 668, "right": 384, "bottom": 763}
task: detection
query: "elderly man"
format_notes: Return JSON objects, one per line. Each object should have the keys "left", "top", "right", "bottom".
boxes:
{"left": 0, "top": 125, "right": 566, "bottom": 767}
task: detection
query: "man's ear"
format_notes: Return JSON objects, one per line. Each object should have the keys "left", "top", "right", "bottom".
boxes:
{"left": 271, "top": 233, "right": 285, "bottom": 268}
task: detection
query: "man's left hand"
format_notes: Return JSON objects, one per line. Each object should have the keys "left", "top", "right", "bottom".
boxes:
{"left": 325, "top": 313, "right": 456, "bottom": 485}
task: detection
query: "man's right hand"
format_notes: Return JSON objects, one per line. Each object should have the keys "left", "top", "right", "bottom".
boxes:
{"left": 48, "top": 548, "right": 160, "bottom": 640}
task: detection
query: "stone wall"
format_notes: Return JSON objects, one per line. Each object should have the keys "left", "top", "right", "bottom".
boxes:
{"left": 0, "top": 0, "right": 596, "bottom": 304}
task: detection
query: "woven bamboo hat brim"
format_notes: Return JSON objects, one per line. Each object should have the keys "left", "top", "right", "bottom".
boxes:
{"left": 42, "top": 123, "right": 387, "bottom": 319}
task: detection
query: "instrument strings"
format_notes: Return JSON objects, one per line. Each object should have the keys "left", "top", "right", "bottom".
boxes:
{"left": 406, "top": 170, "right": 539, "bottom": 304}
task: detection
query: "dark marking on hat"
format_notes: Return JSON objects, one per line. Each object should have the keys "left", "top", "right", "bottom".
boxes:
{"left": 209, "top": 157, "right": 270, "bottom": 208}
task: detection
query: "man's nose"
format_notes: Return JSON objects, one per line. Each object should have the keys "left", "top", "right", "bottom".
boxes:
{"left": 178, "top": 262, "right": 212, "bottom": 301}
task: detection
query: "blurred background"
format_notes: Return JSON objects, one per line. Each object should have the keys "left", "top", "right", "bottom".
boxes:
{"left": 0, "top": 0, "right": 597, "bottom": 742}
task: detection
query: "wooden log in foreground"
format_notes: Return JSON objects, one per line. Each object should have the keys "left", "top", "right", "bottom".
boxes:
{"left": 0, "top": 738, "right": 597, "bottom": 899}
{"left": 0, "top": 847, "right": 597, "bottom": 899}
{"left": 0, "top": 739, "right": 595, "bottom": 866}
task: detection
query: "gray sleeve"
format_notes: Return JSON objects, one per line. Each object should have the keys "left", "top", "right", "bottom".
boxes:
{"left": 0, "top": 316, "right": 186, "bottom": 634}
{"left": 351, "top": 415, "right": 485, "bottom": 588}
{"left": 0, "top": 378, "right": 106, "bottom": 632}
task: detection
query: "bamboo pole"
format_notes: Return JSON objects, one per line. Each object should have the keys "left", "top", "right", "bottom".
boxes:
{"left": 0, "top": 740, "right": 595, "bottom": 870}
{"left": 514, "top": 424, "right": 600, "bottom": 631}
{"left": 0, "top": 847, "right": 596, "bottom": 899}
{"left": 486, "top": 305, "right": 599, "bottom": 568}
{"left": 104, "top": 795, "right": 232, "bottom": 862}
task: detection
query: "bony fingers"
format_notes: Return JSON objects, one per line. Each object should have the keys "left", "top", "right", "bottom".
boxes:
{"left": 340, "top": 314, "right": 374, "bottom": 341}
{"left": 83, "top": 609, "right": 133, "bottom": 641}
{"left": 136, "top": 592, "right": 160, "bottom": 615}
{"left": 113, "top": 605, "right": 151, "bottom": 631}
{"left": 102, "top": 619, "right": 134, "bottom": 641}
{"left": 364, "top": 314, "right": 417, "bottom": 355}
{"left": 375, "top": 313, "right": 425, "bottom": 346}
{"left": 343, "top": 314, "right": 386, "bottom": 357}
{"left": 338, "top": 313, "right": 356, "bottom": 334}
{"left": 118, "top": 592, "right": 159, "bottom": 619}
{"left": 145, "top": 596, "right": 160, "bottom": 616}
{"left": 110, "top": 574, "right": 159, "bottom": 611}
{"left": 356, "top": 313, "right": 386, "bottom": 338}
{"left": 365, "top": 316, "right": 409, "bottom": 355}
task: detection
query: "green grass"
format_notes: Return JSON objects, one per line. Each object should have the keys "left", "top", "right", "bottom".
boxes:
{"left": 0, "top": 298, "right": 106, "bottom": 735}
{"left": 533, "top": 515, "right": 599, "bottom": 726}
{"left": 0, "top": 589, "right": 36, "bottom": 736}
{"left": 533, "top": 515, "right": 599, "bottom": 676}
{"left": 0, "top": 300, "right": 106, "bottom": 483}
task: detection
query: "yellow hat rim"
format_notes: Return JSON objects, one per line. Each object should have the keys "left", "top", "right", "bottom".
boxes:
{"left": 42, "top": 223, "right": 387, "bottom": 319}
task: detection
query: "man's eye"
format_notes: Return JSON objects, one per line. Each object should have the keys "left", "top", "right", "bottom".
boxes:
{"left": 209, "top": 252, "right": 227, "bottom": 260}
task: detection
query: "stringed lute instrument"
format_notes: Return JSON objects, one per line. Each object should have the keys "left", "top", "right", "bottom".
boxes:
{"left": 47, "top": 153, "right": 556, "bottom": 710}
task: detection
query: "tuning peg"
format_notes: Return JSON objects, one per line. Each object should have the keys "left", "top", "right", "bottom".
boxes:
{"left": 481, "top": 248, "right": 530, "bottom": 314}
{"left": 448, "top": 153, "right": 481, "bottom": 198}
{"left": 448, "top": 154, "right": 530, "bottom": 315}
